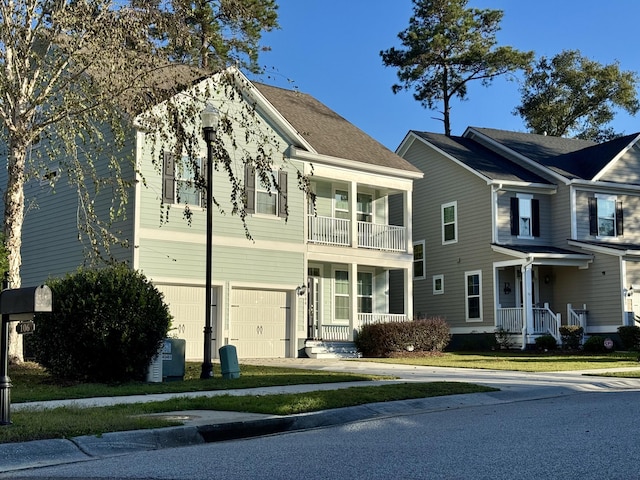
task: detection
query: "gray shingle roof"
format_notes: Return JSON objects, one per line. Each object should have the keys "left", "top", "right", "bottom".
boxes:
{"left": 253, "top": 82, "right": 422, "bottom": 174}
{"left": 414, "top": 131, "right": 552, "bottom": 184}
{"left": 471, "top": 127, "right": 640, "bottom": 180}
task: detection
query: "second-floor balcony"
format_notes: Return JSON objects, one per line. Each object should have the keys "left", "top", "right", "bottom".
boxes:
{"left": 307, "top": 215, "right": 406, "bottom": 252}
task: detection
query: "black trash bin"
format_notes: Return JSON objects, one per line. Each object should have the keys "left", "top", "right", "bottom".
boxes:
{"left": 219, "top": 345, "right": 240, "bottom": 379}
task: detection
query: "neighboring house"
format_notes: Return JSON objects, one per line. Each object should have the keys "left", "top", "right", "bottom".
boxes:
{"left": 398, "top": 126, "right": 640, "bottom": 348}
{"left": 13, "top": 70, "right": 422, "bottom": 360}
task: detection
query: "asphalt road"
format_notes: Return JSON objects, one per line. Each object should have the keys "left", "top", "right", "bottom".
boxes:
{"left": 6, "top": 389, "right": 640, "bottom": 479}
{"left": 4, "top": 358, "right": 640, "bottom": 480}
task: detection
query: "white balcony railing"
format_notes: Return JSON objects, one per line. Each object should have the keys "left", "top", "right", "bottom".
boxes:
{"left": 307, "top": 215, "right": 406, "bottom": 252}
{"left": 307, "top": 215, "right": 350, "bottom": 246}
{"left": 357, "top": 222, "right": 406, "bottom": 252}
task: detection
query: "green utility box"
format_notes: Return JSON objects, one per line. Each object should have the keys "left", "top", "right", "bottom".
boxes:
{"left": 219, "top": 345, "right": 240, "bottom": 379}
{"left": 162, "top": 338, "right": 186, "bottom": 381}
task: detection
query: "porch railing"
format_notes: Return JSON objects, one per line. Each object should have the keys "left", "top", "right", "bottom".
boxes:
{"left": 307, "top": 215, "right": 406, "bottom": 252}
{"left": 567, "top": 303, "right": 587, "bottom": 330}
{"left": 497, "top": 304, "right": 562, "bottom": 341}
{"left": 319, "top": 313, "right": 408, "bottom": 341}
{"left": 533, "top": 303, "right": 561, "bottom": 341}
{"left": 496, "top": 307, "right": 523, "bottom": 333}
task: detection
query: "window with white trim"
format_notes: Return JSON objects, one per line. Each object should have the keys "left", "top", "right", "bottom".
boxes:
{"left": 244, "top": 165, "right": 288, "bottom": 218}
{"left": 334, "top": 269, "right": 350, "bottom": 321}
{"left": 334, "top": 189, "right": 349, "bottom": 219}
{"left": 357, "top": 271, "right": 373, "bottom": 313}
{"left": 590, "top": 194, "right": 623, "bottom": 238}
{"left": 433, "top": 274, "right": 444, "bottom": 295}
{"left": 465, "top": 270, "right": 482, "bottom": 321}
{"left": 161, "top": 151, "right": 203, "bottom": 206}
{"left": 442, "top": 201, "right": 457, "bottom": 244}
{"left": 510, "top": 194, "right": 540, "bottom": 238}
{"left": 413, "top": 240, "right": 425, "bottom": 280}
{"left": 357, "top": 193, "right": 372, "bottom": 222}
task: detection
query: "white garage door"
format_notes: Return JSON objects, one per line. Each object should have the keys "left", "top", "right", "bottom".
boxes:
{"left": 231, "top": 289, "right": 290, "bottom": 358}
{"left": 156, "top": 285, "right": 216, "bottom": 361}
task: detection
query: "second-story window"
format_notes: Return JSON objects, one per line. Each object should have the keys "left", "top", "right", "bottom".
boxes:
{"left": 162, "top": 151, "right": 203, "bottom": 206}
{"left": 357, "top": 193, "right": 372, "bottom": 222}
{"left": 590, "top": 195, "right": 623, "bottom": 237}
{"left": 334, "top": 189, "right": 349, "bottom": 219}
{"left": 245, "top": 165, "right": 288, "bottom": 218}
{"left": 442, "top": 201, "right": 457, "bottom": 244}
{"left": 510, "top": 194, "right": 540, "bottom": 238}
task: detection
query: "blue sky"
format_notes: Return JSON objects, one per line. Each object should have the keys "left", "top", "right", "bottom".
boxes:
{"left": 250, "top": 0, "right": 640, "bottom": 151}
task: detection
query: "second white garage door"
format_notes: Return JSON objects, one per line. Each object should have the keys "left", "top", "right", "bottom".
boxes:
{"left": 230, "top": 289, "right": 290, "bottom": 358}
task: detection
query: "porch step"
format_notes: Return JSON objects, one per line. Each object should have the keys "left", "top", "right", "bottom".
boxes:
{"left": 304, "top": 340, "right": 361, "bottom": 359}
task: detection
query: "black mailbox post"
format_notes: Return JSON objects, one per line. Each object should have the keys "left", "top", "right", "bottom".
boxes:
{"left": 0, "top": 285, "right": 52, "bottom": 425}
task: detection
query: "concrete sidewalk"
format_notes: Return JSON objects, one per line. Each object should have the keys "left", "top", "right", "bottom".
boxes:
{"left": 2, "top": 359, "right": 640, "bottom": 475}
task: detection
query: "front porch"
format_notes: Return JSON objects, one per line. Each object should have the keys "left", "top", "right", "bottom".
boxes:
{"left": 305, "top": 313, "right": 407, "bottom": 358}
{"left": 496, "top": 303, "right": 588, "bottom": 348}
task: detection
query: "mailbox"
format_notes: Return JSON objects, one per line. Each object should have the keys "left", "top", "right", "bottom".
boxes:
{"left": 0, "top": 285, "right": 52, "bottom": 320}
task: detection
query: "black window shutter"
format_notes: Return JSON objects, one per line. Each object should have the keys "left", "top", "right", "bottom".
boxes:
{"left": 278, "top": 171, "right": 288, "bottom": 218}
{"left": 510, "top": 197, "right": 519, "bottom": 235}
{"left": 531, "top": 199, "right": 540, "bottom": 237}
{"left": 588, "top": 198, "right": 598, "bottom": 235}
{"left": 616, "top": 201, "right": 624, "bottom": 236}
{"left": 162, "top": 151, "right": 175, "bottom": 204}
{"left": 244, "top": 164, "right": 255, "bottom": 214}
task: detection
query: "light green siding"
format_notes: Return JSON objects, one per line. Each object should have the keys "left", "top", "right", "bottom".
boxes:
{"left": 15, "top": 135, "right": 136, "bottom": 286}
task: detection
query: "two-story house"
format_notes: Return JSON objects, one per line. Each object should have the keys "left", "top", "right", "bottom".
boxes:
{"left": 13, "top": 69, "right": 422, "bottom": 360}
{"left": 398, "top": 126, "right": 640, "bottom": 348}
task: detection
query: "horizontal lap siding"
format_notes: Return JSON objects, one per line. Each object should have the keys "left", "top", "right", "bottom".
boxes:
{"left": 138, "top": 239, "right": 302, "bottom": 285}
{"left": 575, "top": 190, "right": 640, "bottom": 243}
{"left": 406, "top": 142, "right": 495, "bottom": 330}
{"left": 19, "top": 136, "right": 136, "bottom": 286}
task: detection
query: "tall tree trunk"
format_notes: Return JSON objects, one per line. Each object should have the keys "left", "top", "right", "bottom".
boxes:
{"left": 3, "top": 135, "right": 27, "bottom": 363}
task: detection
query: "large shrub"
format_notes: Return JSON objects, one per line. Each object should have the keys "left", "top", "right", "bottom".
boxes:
{"left": 559, "top": 325, "right": 583, "bottom": 349}
{"left": 30, "top": 264, "right": 172, "bottom": 382}
{"left": 617, "top": 326, "right": 640, "bottom": 351}
{"left": 355, "top": 317, "right": 451, "bottom": 357}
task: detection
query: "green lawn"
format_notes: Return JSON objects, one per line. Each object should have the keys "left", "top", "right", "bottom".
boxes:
{"left": 3, "top": 352, "right": 639, "bottom": 444}
{"left": 358, "top": 351, "right": 640, "bottom": 373}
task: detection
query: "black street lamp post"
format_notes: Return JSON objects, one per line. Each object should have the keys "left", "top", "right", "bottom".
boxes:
{"left": 200, "top": 105, "right": 219, "bottom": 379}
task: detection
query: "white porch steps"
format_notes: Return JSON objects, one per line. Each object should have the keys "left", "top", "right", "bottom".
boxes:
{"left": 304, "top": 340, "right": 361, "bottom": 359}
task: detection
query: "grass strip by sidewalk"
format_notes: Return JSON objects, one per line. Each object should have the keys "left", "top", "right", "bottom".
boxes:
{"left": 0, "top": 382, "right": 496, "bottom": 444}
{"left": 10, "top": 362, "right": 392, "bottom": 403}
{"left": 359, "top": 351, "right": 640, "bottom": 372}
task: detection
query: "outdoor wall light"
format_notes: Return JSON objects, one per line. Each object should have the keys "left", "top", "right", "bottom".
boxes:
{"left": 503, "top": 282, "right": 511, "bottom": 295}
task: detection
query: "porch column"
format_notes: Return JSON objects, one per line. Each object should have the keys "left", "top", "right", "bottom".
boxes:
{"left": 349, "top": 181, "right": 357, "bottom": 248}
{"left": 522, "top": 263, "right": 534, "bottom": 345}
{"left": 350, "top": 262, "right": 358, "bottom": 341}
{"left": 404, "top": 267, "right": 413, "bottom": 321}
{"left": 404, "top": 190, "right": 413, "bottom": 253}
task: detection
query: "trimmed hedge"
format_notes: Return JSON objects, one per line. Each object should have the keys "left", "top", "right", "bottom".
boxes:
{"left": 617, "top": 326, "right": 640, "bottom": 351}
{"left": 354, "top": 317, "right": 451, "bottom": 357}
{"left": 559, "top": 325, "right": 583, "bottom": 349}
{"left": 534, "top": 334, "right": 557, "bottom": 350}
{"left": 30, "top": 264, "right": 172, "bottom": 383}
